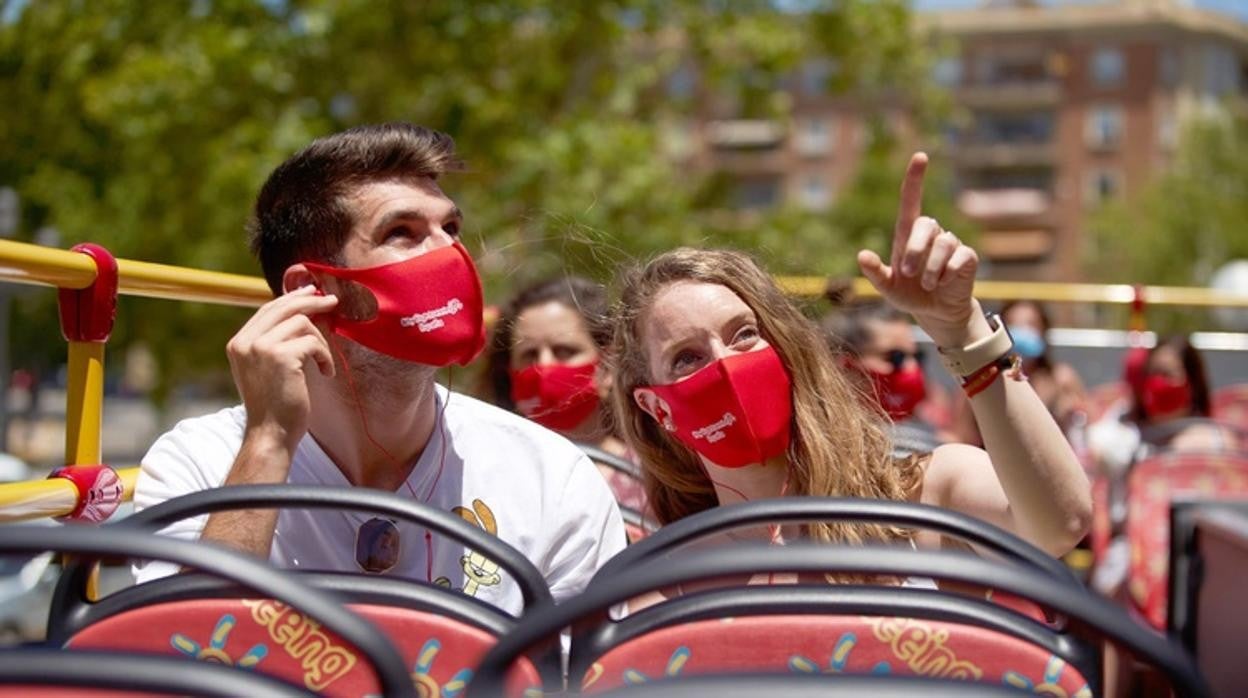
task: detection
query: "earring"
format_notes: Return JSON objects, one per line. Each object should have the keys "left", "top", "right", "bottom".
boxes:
{"left": 659, "top": 410, "right": 677, "bottom": 432}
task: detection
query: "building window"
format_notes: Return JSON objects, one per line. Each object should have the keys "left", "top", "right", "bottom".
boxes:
{"left": 735, "top": 177, "right": 780, "bottom": 210}
{"left": 795, "top": 117, "right": 834, "bottom": 157}
{"left": 800, "top": 59, "right": 835, "bottom": 97}
{"left": 1091, "top": 47, "right": 1126, "bottom": 88}
{"left": 1158, "top": 110, "right": 1178, "bottom": 151}
{"left": 798, "top": 175, "right": 831, "bottom": 211}
{"left": 666, "top": 64, "right": 697, "bottom": 101}
{"left": 1085, "top": 169, "right": 1122, "bottom": 205}
{"left": 932, "top": 57, "right": 963, "bottom": 87}
{"left": 1204, "top": 44, "right": 1238, "bottom": 97}
{"left": 1159, "top": 48, "right": 1180, "bottom": 88}
{"left": 974, "top": 111, "right": 1054, "bottom": 145}
{"left": 1085, "top": 105, "right": 1124, "bottom": 150}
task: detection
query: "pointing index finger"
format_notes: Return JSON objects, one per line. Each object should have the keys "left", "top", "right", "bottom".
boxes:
{"left": 892, "top": 152, "right": 929, "bottom": 268}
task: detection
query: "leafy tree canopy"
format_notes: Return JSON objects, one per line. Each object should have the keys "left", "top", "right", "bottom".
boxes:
{"left": 0, "top": 0, "right": 944, "bottom": 399}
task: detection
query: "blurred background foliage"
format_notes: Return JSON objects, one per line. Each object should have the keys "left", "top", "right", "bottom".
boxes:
{"left": 1, "top": 0, "right": 962, "bottom": 402}
{"left": 1086, "top": 113, "right": 1248, "bottom": 333}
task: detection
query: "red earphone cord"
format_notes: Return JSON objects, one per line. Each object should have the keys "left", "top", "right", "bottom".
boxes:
{"left": 333, "top": 338, "right": 450, "bottom": 583}
{"left": 701, "top": 466, "right": 792, "bottom": 585}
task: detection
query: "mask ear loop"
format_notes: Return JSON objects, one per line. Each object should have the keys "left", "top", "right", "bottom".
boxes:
{"left": 331, "top": 335, "right": 449, "bottom": 583}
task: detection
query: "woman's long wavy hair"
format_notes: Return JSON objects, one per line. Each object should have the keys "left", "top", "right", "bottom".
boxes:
{"left": 611, "top": 248, "right": 922, "bottom": 547}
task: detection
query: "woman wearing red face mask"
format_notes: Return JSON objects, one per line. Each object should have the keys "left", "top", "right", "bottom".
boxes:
{"left": 1088, "top": 335, "right": 1237, "bottom": 480}
{"left": 613, "top": 154, "right": 1091, "bottom": 604}
{"left": 1085, "top": 337, "right": 1239, "bottom": 598}
{"left": 820, "top": 297, "right": 943, "bottom": 458}
{"left": 486, "top": 276, "right": 645, "bottom": 511}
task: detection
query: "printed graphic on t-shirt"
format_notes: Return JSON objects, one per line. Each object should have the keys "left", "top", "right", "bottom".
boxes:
{"left": 434, "top": 499, "right": 503, "bottom": 597}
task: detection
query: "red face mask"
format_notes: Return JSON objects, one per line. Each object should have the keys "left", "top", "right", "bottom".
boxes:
{"left": 304, "top": 242, "right": 485, "bottom": 367}
{"left": 509, "top": 360, "right": 601, "bottom": 432}
{"left": 1141, "top": 374, "right": 1192, "bottom": 419}
{"left": 638, "top": 346, "right": 792, "bottom": 468}
{"left": 868, "top": 365, "right": 927, "bottom": 421}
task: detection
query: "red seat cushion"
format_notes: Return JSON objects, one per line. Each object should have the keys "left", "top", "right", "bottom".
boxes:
{"left": 579, "top": 614, "right": 1091, "bottom": 696}
{"left": 1126, "top": 452, "right": 1248, "bottom": 629}
{"left": 67, "top": 598, "right": 540, "bottom": 697}
{"left": 1213, "top": 384, "right": 1248, "bottom": 433}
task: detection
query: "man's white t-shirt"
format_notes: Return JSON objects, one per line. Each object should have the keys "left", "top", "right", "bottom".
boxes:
{"left": 133, "top": 385, "right": 627, "bottom": 615}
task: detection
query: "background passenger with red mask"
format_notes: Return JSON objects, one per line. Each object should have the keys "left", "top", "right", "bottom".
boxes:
{"left": 820, "top": 298, "right": 943, "bottom": 458}
{"left": 485, "top": 276, "right": 646, "bottom": 511}
{"left": 1089, "top": 335, "right": 1239, "bottom": 479}
{"left": 1086, "top": 335, "right": 1239, "bottom": 595}
{"left": 950, "top": 300, "right": 1087, "bottom": 449}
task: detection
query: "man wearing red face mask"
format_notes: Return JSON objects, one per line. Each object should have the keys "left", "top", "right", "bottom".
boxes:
{"left": 132, "top": 123, "right": 626, "bottom": 613}
{"left": 821, "top": 297, "right": 944, "bottom": 458}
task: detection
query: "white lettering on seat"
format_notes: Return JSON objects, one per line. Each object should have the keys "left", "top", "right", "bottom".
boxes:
{"left": 400, "top": 298, "right": 464, "bottom": 333}
{"left": 691, "top": 412, "right": 737, "bottom": 443}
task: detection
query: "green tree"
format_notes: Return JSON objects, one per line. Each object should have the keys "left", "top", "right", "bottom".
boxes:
{"left": 0, "top": 0, "right": 936, "bottom": 401}
{"left": 1086, "top": 112, "right": 1248, "bottom": 331}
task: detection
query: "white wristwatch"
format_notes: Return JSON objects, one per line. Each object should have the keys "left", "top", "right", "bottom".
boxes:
{"left": 935, "top": 313, "right": 1015, "bottom": 378}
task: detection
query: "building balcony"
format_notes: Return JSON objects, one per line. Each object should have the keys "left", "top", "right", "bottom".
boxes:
{"left": 979, "top": 229, "right": 1055, "bottom": 262}
{"left": 957, "top": 187, "right": 1054, "bottom": 222}
{"left": 706, "top": 119, "right": 786, "bottom": 149}
{"left": 952, "top": 141, "right": 1056, "bottom": 168}
{"left": 957, "top": 81, "right": 1062, "bottom": 109}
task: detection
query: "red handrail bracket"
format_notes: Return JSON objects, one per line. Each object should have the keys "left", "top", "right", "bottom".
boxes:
{"left": 49, "top": 464, "right": 124, "bottom": 523}
{"left": 58, "top": 243, "right": 118, "bottom": 343}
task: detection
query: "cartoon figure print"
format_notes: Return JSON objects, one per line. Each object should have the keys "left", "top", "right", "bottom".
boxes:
{"left": 435, "top": 499, "right": 503, "bottom": 598}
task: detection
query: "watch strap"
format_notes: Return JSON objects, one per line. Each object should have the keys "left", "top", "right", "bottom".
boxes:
{"left": 936, "top": 314, "right": 1015, "bottom": 378}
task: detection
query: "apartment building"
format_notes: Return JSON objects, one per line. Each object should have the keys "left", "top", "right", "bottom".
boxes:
{"left": 678, "top": 0, "right": 1248, "bottom": 285}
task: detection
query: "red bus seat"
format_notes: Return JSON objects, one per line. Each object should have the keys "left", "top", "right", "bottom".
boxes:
{"left": 50, "top": 485, "right": 559, "bottom": 695}
{"left": 65, "top": 597, "right": 540, "bottom": 697}
{"left": 581, "top": 614, "right": 1090, "bottom": 696}
{"left": 1125, "top": 451, "right": 1248, "bottom": 629}
{"left": 1213, "top": 383, "right": 1248, "bottom": 433}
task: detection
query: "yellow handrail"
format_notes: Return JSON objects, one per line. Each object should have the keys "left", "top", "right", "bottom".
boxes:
{"left": 0, "top": 467, "right": 139, "bottom": 523}
{"left": 0, "top": 239, "right": 272, "bottom": 307}
{"left": 1, "top": 238, "right": 1245, "bottom": 310}
{"left": 774, "top": 277, "right": 1248, "bottom": 308}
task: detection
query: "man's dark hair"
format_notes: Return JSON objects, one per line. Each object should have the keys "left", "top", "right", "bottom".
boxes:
{"left": 248, "top": 122, "right": 464, "bottom": 294}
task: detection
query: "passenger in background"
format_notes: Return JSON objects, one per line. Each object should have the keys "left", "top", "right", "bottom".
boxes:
{"left": 1088, "top": 335, "right": 1239, "bottom": 596}
{"left": 1089, "top": 335, "right": 1238, "bottom": 479}
{"left": 950, "top": 299, "right": 1087, "bottom": 447}
{"left": 820, "top": 290, "right": 943, "bottom": 458}
{"left": 486, "top": 276, "right": 646, "bottom": 511}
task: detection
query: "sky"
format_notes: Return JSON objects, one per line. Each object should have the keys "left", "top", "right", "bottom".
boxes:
{"left": 914, "top": 0, "right": 1248, "bottom": 22}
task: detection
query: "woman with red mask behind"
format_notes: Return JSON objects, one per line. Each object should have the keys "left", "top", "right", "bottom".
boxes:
{"left": 1087, "top": 337, "right": 1238, "bottom": 596}
{"left": 820, "top": 296, "right": 943, "bottom": 458}
{"left": 486, "top": 276, "right": 645, "bottom": 511}
{"left": 1089, "top": 335, "right": 1237, "bottom": 480}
